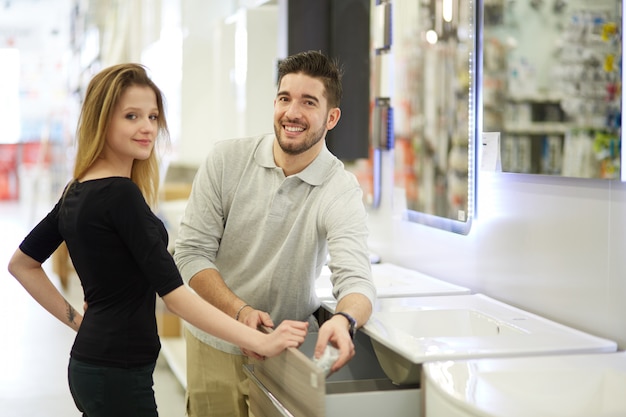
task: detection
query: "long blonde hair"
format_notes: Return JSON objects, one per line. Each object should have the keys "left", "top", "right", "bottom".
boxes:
{"left": 72, "top": 63, "right": 169, "bottom": 207}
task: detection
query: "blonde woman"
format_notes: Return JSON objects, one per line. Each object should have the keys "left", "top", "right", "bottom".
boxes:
{"left": 8, "top": 63, "right": 307, "bottom": 417}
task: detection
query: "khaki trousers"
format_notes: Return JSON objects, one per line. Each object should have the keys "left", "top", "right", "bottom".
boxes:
{"left": 185, "top": 328, "right": 251, "bottom": 417}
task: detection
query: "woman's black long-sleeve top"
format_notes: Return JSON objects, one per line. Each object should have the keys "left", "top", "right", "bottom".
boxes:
{"left": 19, "top": 177, "right": 183, "bottom": 368}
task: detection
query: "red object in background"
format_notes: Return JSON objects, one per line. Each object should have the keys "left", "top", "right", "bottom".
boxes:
{"left": 0, "top": 144, "right": 19, "bottom": 200}
{"left": 21, "top": 141, "right": 51, "bottom": 166}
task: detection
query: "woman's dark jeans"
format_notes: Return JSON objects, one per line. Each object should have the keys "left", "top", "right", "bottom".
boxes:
{"left": 68, "top": 358, "right": 158, "bottom": 417}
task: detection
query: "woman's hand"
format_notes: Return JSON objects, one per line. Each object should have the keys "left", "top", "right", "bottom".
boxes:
{"left": 254, "top": 320, "right": 308, "bottom": 358}
{"left": 239, "top": 307, "right": 275, "bottom": 359}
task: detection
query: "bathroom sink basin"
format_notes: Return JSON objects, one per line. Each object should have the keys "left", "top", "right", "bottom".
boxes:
{"left": 322, "top": 294, "right": 617, "bottom": 385}
{"left": 372, "top": 308, "right": 526, "bottom": 337}
{"left": 315, "top": 263, "right": 470, "bottom": 300}
{"left": 423, "top": 352, "right": 626, "bottom": 417}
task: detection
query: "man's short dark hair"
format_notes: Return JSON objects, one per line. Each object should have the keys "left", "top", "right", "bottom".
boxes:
{"left": 277, "top": 50, "right": 343, "bottom": 108}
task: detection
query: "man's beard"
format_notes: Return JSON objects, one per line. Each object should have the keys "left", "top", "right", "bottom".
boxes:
{"left": 274, "top": 121, "right": 326, "bottom": 156}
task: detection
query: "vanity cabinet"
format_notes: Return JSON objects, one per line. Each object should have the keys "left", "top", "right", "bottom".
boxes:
{"left": 244, "top": 331, "right": 420, "bottom": 417}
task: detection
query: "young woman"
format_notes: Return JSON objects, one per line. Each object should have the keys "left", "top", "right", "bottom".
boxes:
{"left": 7, "top": 63, "right": 307, "bottom": 417}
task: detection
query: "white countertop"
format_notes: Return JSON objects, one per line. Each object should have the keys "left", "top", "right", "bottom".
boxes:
{"left": 315, "top": 263, "right": 470, "bottom": 300}
{"left": 322, "top": 293, "right": 617, "bottom": 364}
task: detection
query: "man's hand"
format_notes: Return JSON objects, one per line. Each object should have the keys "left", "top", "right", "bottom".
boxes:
{"left": 313, "top": 315, "right": 355, "bottom": 373}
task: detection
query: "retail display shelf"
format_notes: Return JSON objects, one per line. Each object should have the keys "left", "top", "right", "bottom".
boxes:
{"left": 160, "top": 337, "right": 187, "bottom": 389}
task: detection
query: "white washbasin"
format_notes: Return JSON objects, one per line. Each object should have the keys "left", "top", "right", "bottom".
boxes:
{"left": 423, "top": 352, "right": 626, "bottom": 417}
{"left": 315, "top": 263, "right": 470, "bottom": 300}
{"left": 322, "top": 294, "right": 616, "bottom": 385}
{"left": 373, "top": 308, "right": 526, "bottom": 337}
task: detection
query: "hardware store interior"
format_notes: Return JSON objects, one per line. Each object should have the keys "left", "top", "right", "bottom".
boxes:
{"left": 1, "top": 0, "right": 626, "bottom": 416}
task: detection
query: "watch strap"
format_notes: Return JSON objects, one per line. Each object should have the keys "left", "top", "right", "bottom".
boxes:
{"left": 333, "top": 312, "right": 357, "bottom": 339}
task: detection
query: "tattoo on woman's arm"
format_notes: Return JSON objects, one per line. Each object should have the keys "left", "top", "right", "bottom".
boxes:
{"left": 66, "top": 301, "right": 78, "bottom": 325}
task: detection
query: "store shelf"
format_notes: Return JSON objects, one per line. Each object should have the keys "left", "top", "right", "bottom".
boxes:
{"left": 506, "top": 93, "right": 564, "bottom": 103}
{"left": 160, "top": 337, "right": 187, "bottom": 389}
{"left": 503, "top": 122, "right": 569, "bottom": 135}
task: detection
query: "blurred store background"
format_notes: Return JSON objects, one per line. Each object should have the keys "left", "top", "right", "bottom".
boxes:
{"left": 0, "top": 0, "right": 74, "bottom": 203}
{"left": 0, "top": 0, "right": 275, "bottom": 208}
{"left": 0, "top": 0, "right": 374, "bottom": 217}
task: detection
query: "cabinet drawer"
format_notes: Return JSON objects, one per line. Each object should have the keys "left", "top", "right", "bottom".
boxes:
{"left": 246, "top": 332, "right": 420, "bottom": 417}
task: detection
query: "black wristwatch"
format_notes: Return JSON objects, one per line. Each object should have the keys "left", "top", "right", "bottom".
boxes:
{"left": 333, "top": 312, "right": 357, "bottom": 339}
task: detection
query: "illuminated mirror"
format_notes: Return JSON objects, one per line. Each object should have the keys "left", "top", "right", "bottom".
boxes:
{"left": 482, "top": 0, "right": 622, "bottom": 179}
{"left": 391, "top": 0, "right": 478, "bottom": 234}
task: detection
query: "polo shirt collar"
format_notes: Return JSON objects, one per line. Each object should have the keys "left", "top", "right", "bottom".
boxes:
{"left": 255, "top": 134, "right": 334, "bottom": 186}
